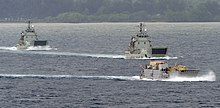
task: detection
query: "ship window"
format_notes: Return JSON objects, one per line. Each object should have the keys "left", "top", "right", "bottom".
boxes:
{"left": 138, "top": 42, "right": 140, "bottom": 44}
{"left": 144, "top": 42, "right": 146, "bottom": 44}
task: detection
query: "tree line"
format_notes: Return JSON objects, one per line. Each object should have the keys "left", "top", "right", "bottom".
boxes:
{"left": 1, "top": 0, "right": 220, "bottom": 22}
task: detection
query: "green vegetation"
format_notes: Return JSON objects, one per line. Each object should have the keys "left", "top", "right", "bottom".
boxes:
{"left": 1, "top": 0, "right": 220, "bottom": 22}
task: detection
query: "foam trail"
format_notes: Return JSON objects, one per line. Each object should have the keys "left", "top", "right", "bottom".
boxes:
{"left": 80, "top": 76, "right": 138, "bottom": 80}
{"left": 0, "top": 46, "right": 125, "bottom": 59}
{"left": 0, "top": 74, "right": 72, "bottom": 78}
{"left": 164, "top": 71, "right": 216, "bottom": 82}
{"left": 0, "top": 46, "right": 56, "bottom": 51}
{"left": 0, "top": 46, "right": 17, "bottom": 51}
{"left": 26, "top": 46, "right": 57, "bottom": 51}
{"left": 77, "top": 53, "right": 125, "bottom": 59}
{"left": 0, "top": 73, "right": 216, "bottom": 82}
{"left": 28, "top": 51, "right": 176, "bottom": 59}
{"left": 0, "top": 74, "right": 138, "bottom": 80}
{"left": 0, "top": 74, "right": 153, "bottom": 81}
{"left": 28, "top": 51, "right": 126, "bottom": 59}
{"left": 134, "top": 56, "right": 178, "bottom": 60}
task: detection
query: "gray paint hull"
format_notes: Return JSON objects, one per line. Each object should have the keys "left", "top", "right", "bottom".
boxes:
{"left": 141, "top": 69, "right": 199, "bottom": 79}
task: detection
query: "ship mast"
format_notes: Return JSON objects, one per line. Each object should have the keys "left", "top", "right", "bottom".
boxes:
{"left": 26, "top": 21, "right": 35, "bottom": 32}
{"left": 28, "top": 21, "right": 31, "bottom": 30}
{"left": 140, "top": 23, "right": 143, "bottom": 33}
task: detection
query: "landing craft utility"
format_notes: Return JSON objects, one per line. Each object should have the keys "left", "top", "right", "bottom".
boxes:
{"left": 140, "top": 58, "right": 199, "bottom": 80}
{"left": 16, "top": 21, "right": 48, "bottom": 49}
{"left": 125, "top": 23, "right": 167, "bottom": 59}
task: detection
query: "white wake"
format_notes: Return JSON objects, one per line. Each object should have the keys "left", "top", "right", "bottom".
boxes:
{"left": 0, "top": 46, "right": 125, "bottom": 59}
{"left": 32, "top": 52, "right": 125, "bottom": 59}
{"left": 0, "top": 71, "right": 216, "bottom": 82}
{"left": 0, "top": 46, "right": 17, "bottom": 51}
{"left": 0, "top": 46, "right": 56, "bottom": 51}
{"left": 0, "top": 74, "right": 137, "bottom": 80}
{"left": 26, "top": 46, "right": 56, "bottom": 51}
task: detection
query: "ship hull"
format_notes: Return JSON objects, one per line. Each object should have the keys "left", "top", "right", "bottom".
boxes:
{"left": 16, "top": 40, "right": 48, "bottom": 50}
{"left": 141, "top": 69, "right": 199, "bottom": 79}
{"left": 125, "top": 53, "right": 146, "bottom": 59}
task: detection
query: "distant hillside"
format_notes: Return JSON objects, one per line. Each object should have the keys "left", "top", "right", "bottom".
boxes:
{"left": 1, "top": 0, "right": 220, "bottom": 22}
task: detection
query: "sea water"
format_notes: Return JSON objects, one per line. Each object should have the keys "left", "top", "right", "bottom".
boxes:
{"left": 0, "top": 22, "right": 219, "bottom": 107}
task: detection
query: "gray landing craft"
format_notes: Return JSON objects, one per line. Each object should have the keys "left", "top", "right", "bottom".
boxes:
{"left": 16, "top": 21, "right": 48, "bottom": 49}
{"left": 125, "top": 23, "right": 167, "bottom": 59}
{"left": 140, "top": 59, "right": 199, "bottom": 80}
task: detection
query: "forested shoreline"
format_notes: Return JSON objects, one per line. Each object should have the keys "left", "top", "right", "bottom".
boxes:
{"left": 1, "top": 0, "right": 220, "bottom": 22}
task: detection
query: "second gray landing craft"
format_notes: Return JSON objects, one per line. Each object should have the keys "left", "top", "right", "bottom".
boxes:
{"left": 16, "top": 21, "right": 48, "bottom": 50}
{"left": 125, "top": 23, "right": 167, "bottom": 59}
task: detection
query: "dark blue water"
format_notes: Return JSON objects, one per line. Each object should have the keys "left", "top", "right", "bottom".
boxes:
{"left": 0, "top": 23, "right": 219, "bottom": 107}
